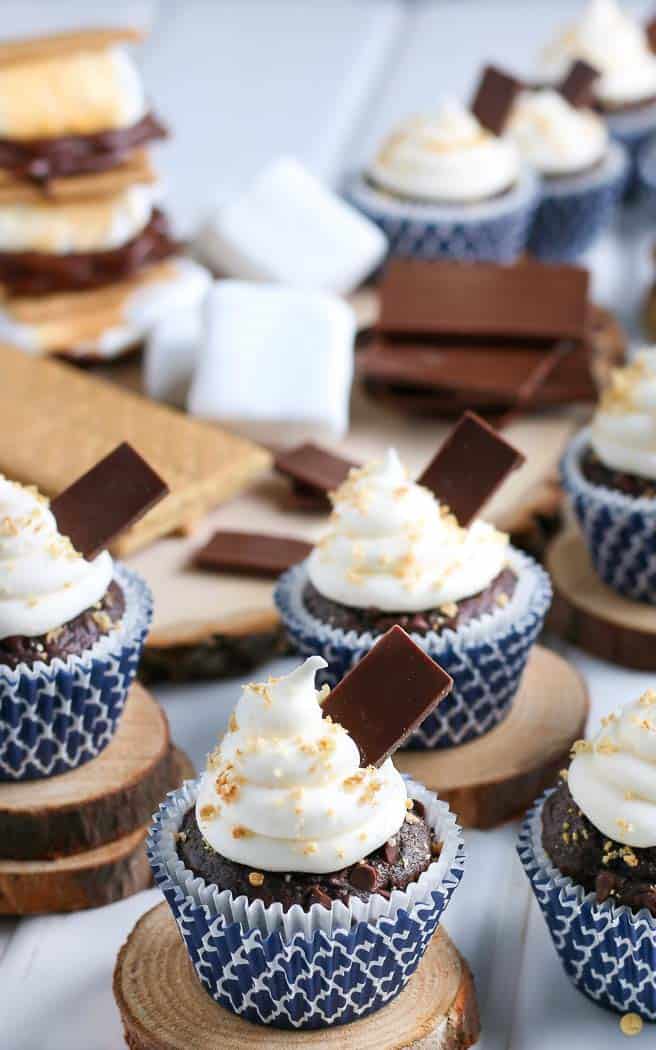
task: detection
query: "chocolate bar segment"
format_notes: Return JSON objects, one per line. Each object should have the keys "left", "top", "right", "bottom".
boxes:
{"left": 275, "top": 443, "right": 357, "bottom": 505}
{"left": 559, "top": 60, "right": 599, "bottom": 108}
{"left": 470, "top": 64, "right": 522, "bottom": 135}
{"left": 322, "top": 626, "right": 453, "bottom": 767}
{"left": 51, "top": 442, "right": 169, "bottom": 559}
{"left": 418, "top": 411, "right": 524, "bottom": 525}
{"left": 194, "top": 530, "right": 312, "bottom": 577}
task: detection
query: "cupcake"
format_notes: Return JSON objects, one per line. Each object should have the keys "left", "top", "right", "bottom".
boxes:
{"left": 519, "top": 689, "right": 656, "bottom": 1019}
{"left": 0, "top": 476, "right": 152, "bottom": 779}
{"left": 506, "top": 88, "right": 627, "bottom": 260}
{"left": 344, "top": 98, "right": 537, "bottom": 263}
{"left": 541, "top": 0, "right": 656, "bottom": 186}
{"left": 148, "top": 653, "right": 464, "bottom": 1029}
{"left": 562, "top": 348, "right": 656, "bottom": 603}
{"left": 275, "top": 449, "right": 551, "bottom": 748}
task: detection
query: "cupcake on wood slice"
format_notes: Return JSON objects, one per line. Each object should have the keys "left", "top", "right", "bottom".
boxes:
{"left": 519, "top": 688, "right": 656, "bottom": 1019}
{"left": 276, "top": 412, "right": 552, "bottom": 749}
{"left": 0, "top": 442, "right": 166, "bottom": 780}
{"left": 562, "top": 349, "right": 656, "bottom": 603}
{"left": 148, "top": 628, "right": 464, "bottom": 1031}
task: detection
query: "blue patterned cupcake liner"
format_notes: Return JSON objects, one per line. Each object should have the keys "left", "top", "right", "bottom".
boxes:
{"left": 528, "top": 142, "right": 628, "bottom": 262}
{"left": 274, "top": 548, "right": 552, "bottom": 750}
{"left": 0, "top": 563, "right": 152, "bottom": 780}
{"left": 636, "top": 132, "right": 656, "bottom": 200}
{"left": 602, "top": 100, "right": 656, "bottom": 198}
{"left": 342, "top": 166, "right": 538, "bottom": 263}
{"left": 148, "top": 776, "right": 464, "bottom": 1030}
{"left": 561, "top": 427, "right": 656, "bottom": 604}
{"left": 519, "top": 792, "right": 656, "bottom": 1020}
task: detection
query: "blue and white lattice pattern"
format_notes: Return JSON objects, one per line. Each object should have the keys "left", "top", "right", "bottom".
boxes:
{"left": 518, "top": 794, "right": 656, "bottom": 1020}
{"left": 343, "top": 170, "right": 537, "bottom": 263}
{"left": 274, "top": 551, "right": 551, "bottom": 750}
{"left": 0, "top": 565, "right": 152, "bottom": 780}
{"left": 148, "top": 780, "right": 465, "bottom": 1030}
{"left": 606, "top": 101, "right": 656, "bottom": 198}
{"left": 528, "top": 142, "right": 627, "bottom": 262}
{"left": 561, "top": 429, "right": 656, "bottom": 604}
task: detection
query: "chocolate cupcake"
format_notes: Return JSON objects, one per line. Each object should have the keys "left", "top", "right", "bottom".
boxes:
{"left": 0, "top": 476, "right": 151, "bottom": 779}
{"left": 519, "top": 689, "right": 656, "bottom": 1019}
{"left": 276, "top": 448, "right": 551, "bottom": 748}
{"left": 344, "top": 98, "right": 537, "bottom": 263}
{"left": 562, "top": 349, "right": 656, "bottom": 603}
{"left": 148, "top": 655, "right": 464, "bottom": 1029}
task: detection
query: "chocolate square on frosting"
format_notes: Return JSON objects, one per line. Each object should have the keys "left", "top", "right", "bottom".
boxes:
{"left": 51, "top": 442, "right": 168, "bottom": 559}
{"left": 559, "top": 60, "right": 599, "bottom": 109}
{"left": 322, "top": 625, "right": 453, "bottom": 767}
{"left": 470, "top": 64, "right": 522, "bottom": 135}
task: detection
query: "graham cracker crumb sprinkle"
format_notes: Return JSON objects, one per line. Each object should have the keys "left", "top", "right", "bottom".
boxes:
{"left": 248, "top": 682, "right": 273, "bottom": 706}
{"left": 620, "top": 1012, "right": 643, "bottom": 1036}
{"left": 405, "top": 799, "right": 414, "bottom": 811}
{"left": 571, "top": 739, "right": 592, "bottom": 755}
{"left": 440, "top": 601, "right": 458, "bottom": 618}
{"left": 248, "top": 871, "right": 264, "bottom": 887}
{"left": 229, "top": 713, "right": 238, "bottom": 732}
{"left": 303, "top": 842, "right": 318, "bottom": 855}
{"left": 231, "top": 825, "right": 253, "bottom": 839}
{"left": 616, "top": 818, "right": 634, "bottom": 833}
{"left": 92, "top": 610, "right": 112, "bottom": 631}
{"left": 199, "top": 804, "right": 219, "bottom": 820}
{"left": 215, "top": 764, "right": 243, "bottom": 803}
{"left": 496, "top": 592, "right": 509, "bottom": 607}
{"left": 639, "top": 689, "right": 656, "bottom": 707}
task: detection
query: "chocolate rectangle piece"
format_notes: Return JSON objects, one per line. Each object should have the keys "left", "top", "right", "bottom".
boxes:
{"left": 647, "top": 17, "right": 656, "bottom": 54}
{"left": 275, "top": 443, "right": 357, "bottom": 497}
{"left": 322, "top": 626, "right": 453, "bottom": 767}
{"left": 51, "top": 442, "right": 169, "bottom": 559}
{"left": 418, "top": 411, "right": 525, "bottom": 526}
{"left": 559, "top": 60, "right": 599, "bottom": 108}
{"left": 378, "top": 259, "right": 590, "bottom": 341}
{"left": 470, "top": 64, "right": 522, "bottom": 135}
{"left": 194, "top": 530, "right": 312, "bottom": 577}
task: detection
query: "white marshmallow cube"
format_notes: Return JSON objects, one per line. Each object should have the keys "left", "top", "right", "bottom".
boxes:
{"left": 143, "top": 306, "right": 203, "bottom": 407}
{"left": 196, "top": 156, "right": 387, "bottom": 294}
{"left": 187, "top": 280, "right": 355, "bottom": 444}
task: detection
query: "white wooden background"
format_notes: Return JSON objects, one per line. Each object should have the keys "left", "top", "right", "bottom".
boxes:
{"left": 1, "top": 2, "right": 655, "bottom": 1047}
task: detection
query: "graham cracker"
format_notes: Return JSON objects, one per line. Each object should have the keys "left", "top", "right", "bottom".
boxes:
{"left": 0, "top": 28, "right": 144, "bottom": 68}
{"left": 0, "top": 150, "right": 156, "bottom": 204}
{"left": 0, "top": 344, "right": 271, "bottom": 555}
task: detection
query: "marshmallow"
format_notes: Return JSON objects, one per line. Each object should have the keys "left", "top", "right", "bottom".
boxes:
{"left": 144, "top": 306, "right": 203, "bottom": 407}
{"left": 195, "top": 157, "right": 387, "bottom": 295}
{"left": 187, "top": 280, "right": 355, "bottom": 444}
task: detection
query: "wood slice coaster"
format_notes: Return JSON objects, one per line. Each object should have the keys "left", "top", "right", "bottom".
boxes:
{"left": 0, "top": 683, "right": 187, "bottom": 860}
{"left": 114, "top": 902, "right": 480, "bottom": 1050}
{"left": 396, "top": 645, "right": 588, "bottom": 829}
{"left": 547, "top": 529, "right": 656, "bottom": 670}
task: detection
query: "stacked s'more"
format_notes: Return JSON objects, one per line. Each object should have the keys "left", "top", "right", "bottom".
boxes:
{"left": 0, "top": 27, "right": 209, "bottom": 360}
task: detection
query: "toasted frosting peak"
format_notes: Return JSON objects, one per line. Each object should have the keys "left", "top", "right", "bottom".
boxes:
{"left": 591, "top": 349, "right": 656, "bottom": 481}
{"left": 508, "top": 88, "right": 607, "bottom": 175}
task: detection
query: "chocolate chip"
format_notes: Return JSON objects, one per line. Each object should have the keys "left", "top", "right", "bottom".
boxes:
{"left": 595, "top": 871, "right": 618, "bottom": 903}
{"left": 349, "top": 862, "right": 377, "bottom": 892}
{"left": 308, "top": 886, "right": 332, "bottom": 909}
{"left": 383, "top": 840, "right": 400, "bottom": 865}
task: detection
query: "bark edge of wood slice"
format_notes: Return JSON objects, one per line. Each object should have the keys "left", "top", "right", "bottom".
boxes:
{"left": 396, "top": 644, "right": 588, "bottom": 829}
{"left": 113, "top": 901, "right": 480, "bottom": 1050}
{"left": 547, "top": 529, "right": 656, "bottom": 671}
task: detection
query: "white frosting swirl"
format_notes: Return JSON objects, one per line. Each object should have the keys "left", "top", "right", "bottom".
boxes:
{"left": 307, "top": 449, "right": 509, "bottom": 612}
{"left": 507, "top": 89, "right": 608, "bottom": 175}
{"left": 0, "top": 477, "right": 113, "bottom": 640}
{"left": 196, "top": 656, "right": 408, "bottom": 873}
{"left": 590, "top": 349, "right": 656, "bottom": 481}
{"left": 542, "top": 0, "right": 656, "bottom": 108}
{"left": 368, "top": 98, "right": 521, "bottom": 203}
{"left": 569, "top": 689, "right": 656, "bottom": 848}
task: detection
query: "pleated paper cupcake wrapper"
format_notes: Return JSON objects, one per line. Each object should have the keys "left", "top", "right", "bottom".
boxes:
{"left": 518, "top": 792, "right": 656, "bottom": 1020}
{"left": 275, "top": 547, "right": 552, "bottom": 750}
{"left": 636, "top": 133, "right": 656, "bottom": 199}
{"left": 605, "top": 100, "right": 656, "bottom": 197}
{"left": 0, "top": 564, "right": 152, "bottom": 780}
{"left": 148, "top": 777, "right": 464, "bottom": 1030}
{"left": 528, "top": 142, "right": 628, "bottom": 262}
{"left": 562, "top": 427, "right": 656, "bottom": 604}
{"left": 343, "top": 167, "right": 538, "bottom": 263}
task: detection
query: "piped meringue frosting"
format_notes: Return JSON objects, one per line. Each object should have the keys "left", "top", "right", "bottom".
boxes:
{"left": 590, "top": 349, "right": 656, "bottom": 481}
{"left": 0, "top": 477, "right": 113, "bottom": 640}
{"left": 196, "top": 656, "right": 408, "bottom": 873}
{"left": 507, "top": 89, "right": 608, "bottom": 175}
{"left": 568, "top": 689, "right": 656, "bottom": 849}
{"left": 0, "top": 46, "right": 146, "bottom": 139}
{"left": 541, "top": 0, "right": 656, "bottom": 109}
{"left": 307, "top": 448, "right": 509, "bottom": 612}
{"left": 368, "top": 98, "right": 521, "bottom": 203}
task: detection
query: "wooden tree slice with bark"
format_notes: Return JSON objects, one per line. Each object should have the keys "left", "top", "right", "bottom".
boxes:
{"left": 114, "top": 902, "right": 480, "bottom": 1050}
{"left": 0, "top": 683, "right": 189, "bottom": 860}
{"left": 547, "top": 529, "right": 656, "bottom": 671}
{"left": 396, "top": 645, "right": 588, "bottom": 829}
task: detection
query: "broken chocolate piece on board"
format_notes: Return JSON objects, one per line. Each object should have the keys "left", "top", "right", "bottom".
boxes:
{"left": 418, "top": 411, "right": 525, "bottom": 526}
{"left": 194, "top": 530, "right": 312, "bottom": 577}
{"left": 322, "top": 625, "right": 453, "bottom": 768}
{"left": 51, "top": 442, "right": 169, "bottom": 559}
{"left": 470, "top": 64, "right": 522, "bottom": 135}
{"left": 275, "top": 443, "right": 358, "bottom": 505}
{"left": 559, "top": 60, "right": 599, "bottom": 108}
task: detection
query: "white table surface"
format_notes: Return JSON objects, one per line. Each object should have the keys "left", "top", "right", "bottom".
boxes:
{"left": 1, "top": 2, "right": 656, "bottom": 1047}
